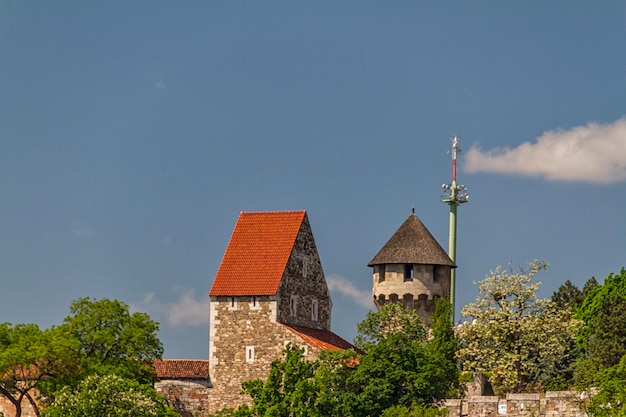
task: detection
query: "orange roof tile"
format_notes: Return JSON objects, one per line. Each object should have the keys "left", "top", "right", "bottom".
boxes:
{"left": 281, "top": 323, "right": 356, "bottom": 351}
{"left": 210, "top": 211, "right": 306, "bottom": 296}
{"left": 153, "top": 359, "right": 209, "bottom": 379}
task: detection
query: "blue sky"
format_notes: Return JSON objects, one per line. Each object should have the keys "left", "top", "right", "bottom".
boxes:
{"left": 1, "top": 2, "right": 625, "bottom": 359}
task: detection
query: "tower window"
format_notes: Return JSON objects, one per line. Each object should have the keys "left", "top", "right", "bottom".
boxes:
{"left": 433, "top": 266, "right": 440, "bottom": 284}
{"left": 378, "top": 265, "right": 386, "bottom": 283}
{"left": 404, "top": 264, "right": 414, "bottom": 282}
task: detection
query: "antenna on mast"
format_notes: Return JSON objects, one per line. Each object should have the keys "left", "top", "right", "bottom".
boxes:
{"left": 441, "top": 135, "right": 469, "bottom": 323}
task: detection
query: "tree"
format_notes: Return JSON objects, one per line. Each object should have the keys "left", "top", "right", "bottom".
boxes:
{"left": 0, "top": 323, "right": 74, "bottom": 417}
{"left": 347, "top": 302, "right": 459, "bottom": 416}
{"left": 457, "top": 260, "right": 581, "bottom": 394}
{"left": 551, "top": 279, "right": 584, "bottom": 310}
{"left": 585, "top": 354, "right": 626, "bottom": 417}
{"left": 41, "top": 374, "right": 177, "bottom": 417}
{"left": 235, "top": 344, "right": 319, "bottom": 417}
{"left": 576, "top": 268, "right": 626, "bottom": 376}
{"left": 40, "top": 297, "right": 163, "bottom": 397}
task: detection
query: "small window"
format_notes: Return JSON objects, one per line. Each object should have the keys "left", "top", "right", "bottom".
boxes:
{"left": 246, "top": 346, "right": 255, "bottom": 364}
{"left": 311, "top": 299, "right": 319, "bottom": 322}
{"left": 290, "top": 295, "right": 298, "bottom": 317}
{"left": 404, "top": 264, "right": 414, "bottom": 282}
{"left": 433, "top": 266, "right": 440, "bottom": 284}
{"left": 228, "top": 297, "right": 237, "bottom": 310}
{"left": 250, "top": 296, "right": 260, "bottom": 310}
{"left": 303, "top": 258, "right": 308, "bottom": 278}
{"left": 378, "top": 265, "right": 386, "bottom": 283}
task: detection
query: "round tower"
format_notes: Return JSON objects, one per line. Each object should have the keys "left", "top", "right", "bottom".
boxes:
{"left": 368, "top": 210, "right": 456, "bottom": 326}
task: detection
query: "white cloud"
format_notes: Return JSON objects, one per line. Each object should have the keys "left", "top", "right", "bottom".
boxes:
{"left": 132, "top": 289, "right": 209, "bottom": 327}
{"left": 326, "top": 274, "right": 372, "bottom": 308}
{"left": 464, "top": 117, "right": 626, "bottom": 183}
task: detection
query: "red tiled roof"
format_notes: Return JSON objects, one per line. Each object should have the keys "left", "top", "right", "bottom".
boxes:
{"left": 210, "top": 211, "right": 306, "bottom": 296}
{"left": 280, "top": 323, "right": 356, "bottom": 351}
{"left": 153, "top": 359, "right": 209, "bottom": 379}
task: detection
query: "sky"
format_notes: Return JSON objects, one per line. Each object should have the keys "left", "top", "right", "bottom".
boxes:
{"left": 1, "top": 2, "right": 625, "bottom": 359}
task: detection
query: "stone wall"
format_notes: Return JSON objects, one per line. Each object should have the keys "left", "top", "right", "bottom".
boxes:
{"left": 207, "top": 297, "right": 327, "bottom": 413}
{"left": 373, "top": 264, "right": 451, "bottom": 325}
{"left": 276, "top": 215, "right": 332, "bottom": 330}
{"left": 443, "top": 391, "right": 587, "bottom": 417}
{"left": 0, "top": 395, "right": 39, "bottom": 417}
{"left": 155, "top": 379, "right": 212, "bottom": 417}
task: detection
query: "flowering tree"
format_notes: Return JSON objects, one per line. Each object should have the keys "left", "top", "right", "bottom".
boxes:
{"left": 457, "top": 260, "right": 581, "bottom": 394}
{"left": 42, "top": 374, "right": 176, "bottom": 417}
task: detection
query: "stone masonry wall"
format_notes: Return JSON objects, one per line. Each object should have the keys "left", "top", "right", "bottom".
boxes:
{"left": 276, "top": 215, "right": 331, "bottom": 330}
{"left": 0, "top": 395, "right": 39, "bottom": 417}
{"left": 373, "top": 264, "right": 451, "bottom": 325}
{"left": 155, "top": 379, "right": 212, "bottom": 417}
{"left": 443, "top": 391, "right": 587, "bottom": 417}
{"left": 207, "top": 297, "right": 325, "bottom": 414}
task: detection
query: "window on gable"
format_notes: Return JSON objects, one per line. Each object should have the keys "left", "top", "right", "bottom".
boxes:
{"left": 303, "top": 258, "right": 308, "bottom": 278}
{"left": 311, "top": 299, "right": 319, "bottom": 322}
{"left": 290, "top": 295, "right": 298, "bottom": 317}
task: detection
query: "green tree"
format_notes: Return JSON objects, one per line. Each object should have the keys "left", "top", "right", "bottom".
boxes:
{"left": 347, "top": 302, "right": 459, "bottom": 416}
{"left": 551, "top": 279, "right": 584, "bottom": 310}
{"left": 457, "top": 261, "right": 581, "bottom": 394}
{"left": 42, "top": 374, "right": 177, "bottom": 417}
{"left": 576, "top": 268, "right": 626, "bottom": 380}
{"left": 380, "top": 404, "right": 447, "bottom": 417}
{"left": 585, "top": 354, "right": 626, "bottom": 417}
{"left": 0, "top": 323, "right": 74, "bottom": 417}
{"left": 40, "top": 297, "right": 163, "bottom": 397}
{"left": 235, "top": 345, "right": 319, "bottom": 417}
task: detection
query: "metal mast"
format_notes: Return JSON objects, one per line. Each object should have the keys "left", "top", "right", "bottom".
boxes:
{"left": 441, "top": 136, "right": 469, "bottom": 322}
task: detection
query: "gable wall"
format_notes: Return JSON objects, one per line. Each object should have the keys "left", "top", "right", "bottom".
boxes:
{"left": 276, "top": 215, "right": 332, "bottom": 330}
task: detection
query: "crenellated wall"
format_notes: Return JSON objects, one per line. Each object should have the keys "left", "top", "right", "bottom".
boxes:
{"left": 443, "top": 391, "right": 588, "bottom": 417}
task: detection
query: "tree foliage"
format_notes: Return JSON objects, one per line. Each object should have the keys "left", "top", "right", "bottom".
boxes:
{"left": 42, "top": 374, "right": 177, "bottom": 417}
{"left": 0, "top": 323, "right": 75, "bottom": 417}
{"left": 0, "top": 297, "right": 164, "bottom": 416}
{"left": 39, "top": 297, "right": 163, "bottom": 398}
{"left": 228, "top": 301, "right": 457, "bottom": 417}
{"left": 235, "top": 345, "right": 319, "bottom": 417}
{"left": 457, "top": 260, "right": 581, "bottom": 394}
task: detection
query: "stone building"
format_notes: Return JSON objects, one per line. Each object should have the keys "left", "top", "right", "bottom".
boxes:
{"left": 204, "top": 210, "right": 354, "bottom": 412}
{"left": 368, "top": 210, "right": 455, "bottom": 325}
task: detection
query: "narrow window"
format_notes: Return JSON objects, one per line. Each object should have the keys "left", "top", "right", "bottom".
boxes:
{"left": 246, "top": 346, "right": 255, "bottom": 364}
{"left": 302, "top": 258, "right": 308, "bottom": 278}
{"left": 290, "top": 295, "right": 298, "bottom": 316}
{"left": 311, "top": 299, "right": 319, "bottom": 322}
{"left": 433, "top": 266, "right": 440, "bottom": 284}
{"left": 378, "top": 265, "right": 386, "bottom": 283}
{"left": 404, "top": 264, "right": 414, "bottom": 282}
{"left": 228, "top": 297, "right": 237, "bottom": 310}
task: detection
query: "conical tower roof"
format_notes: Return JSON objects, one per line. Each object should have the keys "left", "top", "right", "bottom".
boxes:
{"left": 368, "top": 212, "right": 456, "bottom": 267}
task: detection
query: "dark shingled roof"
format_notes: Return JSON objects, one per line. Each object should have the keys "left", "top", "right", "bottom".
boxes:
{"left": 368, "top": 213, "right": 456, "bottom": 267}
